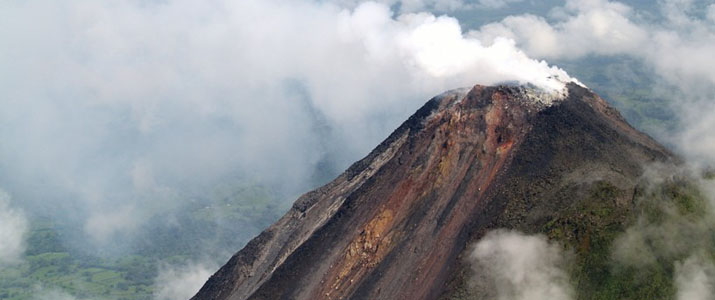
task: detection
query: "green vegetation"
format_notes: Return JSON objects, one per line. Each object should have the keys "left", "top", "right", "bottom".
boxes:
{"left": 704, "top": 170, "right": 715, "bottom": 180}
{"left": 0, "top": 225, "right": 155, "bottom": 300}
{"left": 0, "top": 184, "right": 285, "bottom": 300}
{"left": 542, "top": 176, "right": 714, "bottom": 300}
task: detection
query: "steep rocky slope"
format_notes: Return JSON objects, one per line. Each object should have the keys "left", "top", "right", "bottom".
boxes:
{"left": 191, "top": 83, "right": 673, "bottom": 300}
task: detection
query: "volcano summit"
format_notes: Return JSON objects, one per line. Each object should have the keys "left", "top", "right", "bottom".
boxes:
{"left": 192, "top": 83, "right": 673, "bottom": 300}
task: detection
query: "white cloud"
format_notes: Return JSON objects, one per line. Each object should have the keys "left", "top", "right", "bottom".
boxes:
{"left": 480, "top": 0, "right": 715, "bottom": 89}
{"left": 0, "top": 0, "right": 575, "bottom": 246}
{"left": 470, "top": 0, "right": 715, "bottom": 86}
{"left": 470, "top": 0, "right": 647, "bottom": 59}
{"left": 32, "top": 288, "right": 81, "bottom": 300}
{"left": 331, "top": 0, "right": 524, "bottom": 12}
{"left": 153, "top": 262, "right": 216, "bottom": 300}
{"left": 31, "top": 286, "right": 98, "bottom": 300}
{"left": 84, "top": 205, "right": 140, "bottom": 244}
{"left": 675, "top": 254, "right": 715, "bottom": 300}
{"left": 470, "top": 230, "right": 573, "bottom": 300}
{"left": 470, "top": 0, "right": 715, "bottom": 165}
{"left": 679, "top": 103, "right": 715, "bottom": 167}
{"left": 476, "top": 0, "right": 524, "bottom": 9}
{"left": 0, "top": 189, "right": 27, "bottom": 267}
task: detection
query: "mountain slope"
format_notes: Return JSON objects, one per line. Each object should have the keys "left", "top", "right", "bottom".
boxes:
{"left": 192, "top": 83, "right": 673, "bottom": 300}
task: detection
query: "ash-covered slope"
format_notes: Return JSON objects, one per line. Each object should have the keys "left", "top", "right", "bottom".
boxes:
{"left": 192, "top": 83, "right": 672, "bottom": 300}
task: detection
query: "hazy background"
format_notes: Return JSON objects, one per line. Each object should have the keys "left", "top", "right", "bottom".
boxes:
{"left": 1, "top": 0, "right": 714, "bottom": 299}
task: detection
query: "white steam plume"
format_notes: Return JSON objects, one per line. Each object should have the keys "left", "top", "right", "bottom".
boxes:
{"left": 0, "top": 0, "right": 576, "bottom": 247}
{"left": 0, "top": 189, "right": 28, "bottom": 267}
{"left": 470, "top": 230, "right": 573, "bottom": 300}
{"left": 469, "top": 0, "right": 715, "bottom": 166}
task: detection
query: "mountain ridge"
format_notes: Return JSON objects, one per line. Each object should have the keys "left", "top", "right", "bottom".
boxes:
{"left": 192, "top": 82, "right": 673, "bottom": 300}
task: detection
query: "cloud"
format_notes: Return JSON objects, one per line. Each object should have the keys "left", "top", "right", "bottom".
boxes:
{"left": 32, "top": 287, "right": 83, "bottom": 300}
{"left": 331, "top": 0, "right": 524, "bottom": 12}
{"left": 679, "top": 103, "right": 715, "bottom": 167}
{"left": 0, "top": 0, "right": 575, "bottom": 248}
{"left": 604, "top": 164, "right": 715, "bottom": 300}
{"left": 473, "top": 0, "right": 715, "bottom": 92}
{"left": 469, "top": 0, "right": 647, "bottom": 59}
{"left": 471, "top": 0, "right": 715, "bottom": 94}
{"left": 0, "top": 189, "right": 28, "bottom": 267}
{"left": 675, "top": 254, "right": 715, "bottom": 300}
{"left": 153, "top": 262, "right": 216, "bottom": 300}
{"left": 470, "top": 230, "right": 573, "bottom": 300}
{"left": 475, "top": 0, "right": 525, "bottom": 9}
{"left": 469, "top": 0, "right": 715, "bottom": 166}
{"left": 608, "top": 164, "right": 714, "bottom": 266}
{"left": 84, "top": 205, "right": 140, "bottom": 244}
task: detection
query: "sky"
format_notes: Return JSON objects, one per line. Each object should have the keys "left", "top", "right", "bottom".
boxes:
{"left": 1, "top": 0, "right": 715, "bottom": 299}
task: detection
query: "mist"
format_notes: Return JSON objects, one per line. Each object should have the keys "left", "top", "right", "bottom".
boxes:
{"left": 32, "top": 288, "right": 82, "bottom": 300}
{"left": 2, "top": 0, "right": 715, "bottom": 299}
{"left": 470, "top": 0, "right": 715, "bottom": 166}
{"left": 153, "top": 262, "right": 217, "bottom": 300}
{"left": 466, "top": 4, "right": 715, "bottom": 295}
{"left": 610, "top": 164, "right": 715, "bottom": 299}
{"left": 470, "top": 230, "right": 573, "bottom": 300}
{"left": 0, "top": 189, "right": 27, "bottom": 267}
{"left": 0, "top": 0, "right": 576, "bottom": 251}
{"left": 0, "top": 0, "right": 579, "bottom": 298}
{"left": 332, "top": 0, "right": 527, "bottom": 12}
{"left": 675, "top": 254, "right": 715, "bottom": 300}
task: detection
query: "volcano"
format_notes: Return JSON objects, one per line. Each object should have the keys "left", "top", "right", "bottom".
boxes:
{"left": 191, "top": 83, "right": 673, "bottom": 300}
